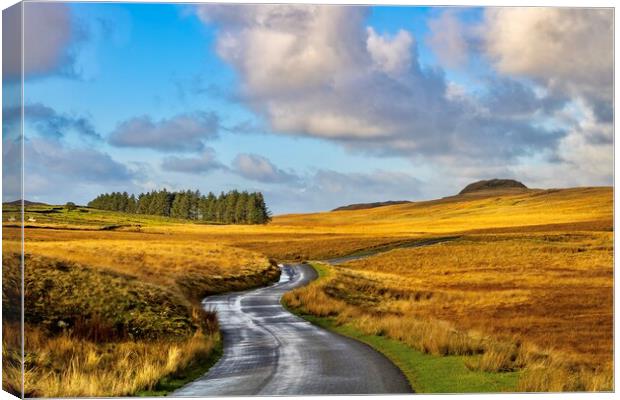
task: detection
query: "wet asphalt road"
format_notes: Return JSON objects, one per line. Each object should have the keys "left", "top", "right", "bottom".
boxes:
{"left": 173, "top": 263, "right": 412, "bottom": 396}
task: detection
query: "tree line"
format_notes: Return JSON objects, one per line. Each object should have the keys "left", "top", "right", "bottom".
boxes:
{"left": 87, "top": 189, "right": 271, "bottom": 224}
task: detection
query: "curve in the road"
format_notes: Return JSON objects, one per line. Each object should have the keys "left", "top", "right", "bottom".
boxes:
{"left": 173, "top": 264, "right": 412, "bottom": 396}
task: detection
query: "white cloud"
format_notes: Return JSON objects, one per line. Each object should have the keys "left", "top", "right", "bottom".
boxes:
{"left": 3, "top": 3, "right": 77, "bottom": 78}
{"left": 20, "top": 137, "right": 138, "bottom": 204}
{"left": 426, "top": 10, "right": 469, "bottom": 68}
{"left": 196, "top": 5, "right": 612, "bottom": 192}
{"left": 200, "top": 5, "right": 368, "bottom": 96}
{"left": 197, "top": 4, "right": 567, "bottom": 163}
{"left": 482, "top": 8, "right": 613, "bottom": 112}
{"left": 366, "top": 27, "right": 413, "bottom": 76}
{"left": 26, "top": 138, "right": 134, "bottom": 183}
{"left": 552, "top": 100, "right": 612, "bottom": 184}
{"left": 161, "top": 148, "right": 225, "bottom": 174}
{"left": 108, "top": 111, "right": 219, "bottom": 152}
{"left": 232, "top": 153, "right": 298, "bottom": 183}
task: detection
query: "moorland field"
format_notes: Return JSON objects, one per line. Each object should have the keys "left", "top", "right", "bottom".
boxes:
{"left": 2, "top": 185, "right": 613, "bottom": 395}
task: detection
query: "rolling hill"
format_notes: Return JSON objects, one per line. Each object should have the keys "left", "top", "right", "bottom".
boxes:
{"left": 332, "top": 200, "right": 412, "bottom": 211}
{"left": 273, "top": 186, "right": 612, "bottom": 234}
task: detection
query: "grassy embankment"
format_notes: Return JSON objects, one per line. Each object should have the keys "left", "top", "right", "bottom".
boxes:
{"left": 282, "top": 187, "right": 613, "bottom": 392}
{"left": 2, "top": 186, "right": 613, "bottom": 394}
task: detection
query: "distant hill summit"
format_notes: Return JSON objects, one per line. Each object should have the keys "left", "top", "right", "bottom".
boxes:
{"left": 3, "top": 199, "right": 48, "bottom": 207}
{"left": 332, "top": 200, "right": 412, "bottom": 212}
{"left": 459, "top": 179, "right": 528, "bottom": 195}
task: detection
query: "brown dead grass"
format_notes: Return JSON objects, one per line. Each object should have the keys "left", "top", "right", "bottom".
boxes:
{"left": 23, "top": 239, "right": 277, "bottom": 301}
{"left": 3, "top": 322, "right": 218, "bottom": 397}
{"left": 340, "top": 233, "right": 613, "bottom": 365}
{"left": 3, "top": 231, "right": 277, "bottom": 396}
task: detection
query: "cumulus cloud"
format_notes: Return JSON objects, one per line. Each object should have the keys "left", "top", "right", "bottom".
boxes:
{"left": 161, "top": 148, "right": 226, "bottom": 174}
{"left": 25, "top": 3, "right": 76, "bottom": 76}
{"left": 26, "top": 138, "right": 134, "bottom": 183}
{"left": 430, "top": 96, "right": 613, "bottom": 192}
{"left": 3, "top": 102, "right": 104, "bottom": 201}
{"left": 366, "top": 27, "right": 413, "bottom": 75}
{"left": 13, "top": 103, "right": 100, "bottom": 140}
{"left": 479, "top": 77, "right": 565, "bottom": 117}
{"left": 196, "top": 4, "right": 566, "bottom": 163}
{"left": 482, "top": 8, "right": 613, "bottom": 116}
{"left": 426, "top": 10, "right": 470, "bottom": 68}
{"left": 21, "top": 138, "right": 140, "bottom": 204}
{"left": 3, "top": 4, "right": 22, "bottom": 80}
{"left": 108, "top": 111, "right": 219, "bottom": 152}
{"left": 549, "top": 101, "right": 612, "bottom": 182}
{"left": 3, "top": 3, "right": 82, "bottom": 79}
{"left": 198, "top": 5, "right": 369, "bottom": 96}
{"left": 232, "top": 153, "right": 298, "bottom": 183}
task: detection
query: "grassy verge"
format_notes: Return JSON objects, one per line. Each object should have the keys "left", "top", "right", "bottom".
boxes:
{"left": 285, "top": 262, "right": 520, "bottom": 393}
{"left": 2, "top": 242, "right": 278, "bottom": 397}
{"left": 135, "top": 337, "right": 224, "bottom": 396}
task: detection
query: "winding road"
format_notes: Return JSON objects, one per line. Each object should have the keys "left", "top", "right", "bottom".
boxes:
{"left": 173, "top": 263, "right": 412, "bottom": 396}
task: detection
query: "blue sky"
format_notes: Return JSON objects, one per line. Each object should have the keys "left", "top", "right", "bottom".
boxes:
{"left": 3, "top": 3, "right": 613, "bottom": 213}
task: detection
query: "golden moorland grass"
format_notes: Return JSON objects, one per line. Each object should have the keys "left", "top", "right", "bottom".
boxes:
{"left": 283, "top": 230, "right": 613, "bottom": 391}
{"left": 23, "top": 239, "right": 277, "bottom": 301}
{"left": 2, "top": 186, "right": 614, "bottom": 394}
{"left": 272, "top": 187, "right": 612, "bottom": 234}
{"left": 3, "top": 322, "right": 219, "bottom": 397}
{"left": 1, "top": 186, "right": 610, "bottom": 252}
{"left": 2, "top": 234, "right": 278, "bottom": 396}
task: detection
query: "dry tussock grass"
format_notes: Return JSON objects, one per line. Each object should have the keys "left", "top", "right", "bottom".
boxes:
{"left": 2, "top": 323, "right": 219, "bottom": 397}
{"left": 2, "top": 248, "right": 228, "bottom": 397}
{"left": 2, "top": 323, "right": 22, "bottom": 397}
{"left": 284, "top": 231, "right": 613, "bottom": 391}
{"left": 341, "top": 233, "right": 613, "bottom": 363}
{"left": 25, "top": 240, "right": 267, "bottom": 277}
{"left": 3, "top": 232, "right": 276, "bottom": 396}
{"left": 6, "top": 225, "right": 416, "bottom": 263}
{"left": 24, "top": 239, "right": 277, "bottom": 300}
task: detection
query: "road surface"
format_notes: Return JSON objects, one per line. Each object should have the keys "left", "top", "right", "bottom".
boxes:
{"left": 173, "top": 264, "right": 411, "bottom": 396}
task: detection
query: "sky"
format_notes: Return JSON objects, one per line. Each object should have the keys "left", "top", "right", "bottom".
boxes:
{"left": 2, "top": 3, "right": 614, "bottom": 214}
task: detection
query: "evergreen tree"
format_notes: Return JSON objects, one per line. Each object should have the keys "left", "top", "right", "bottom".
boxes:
{"left": 88, "top": 189, "right": 271, "bottom": 225}
{"left": 235, "top": 191, "right": 249, "bottom": 224}
{"left": 246, "top": 193, "right": 258, "bottom": 224}
{"left": 216, "top": 192, "right": 226, "bottom": 222}
{"left": 223, "top": 190, "right": 239, "bottom": 223}
{"left": 189, "top": 190, "right": 201, "bottom": 220}
{"left": 204, "top": 192, "right": 217, "bottom": 221}
{"left": 127, "top": 194, "right": 137, "bottom": 213}
{"left": 255, "top": 192, "right": 271, "bottom": 224}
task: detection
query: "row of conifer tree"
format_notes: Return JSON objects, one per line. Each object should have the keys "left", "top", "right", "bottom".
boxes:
{"left": 87, "top": 189, "right": 271, "bottom": 224}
